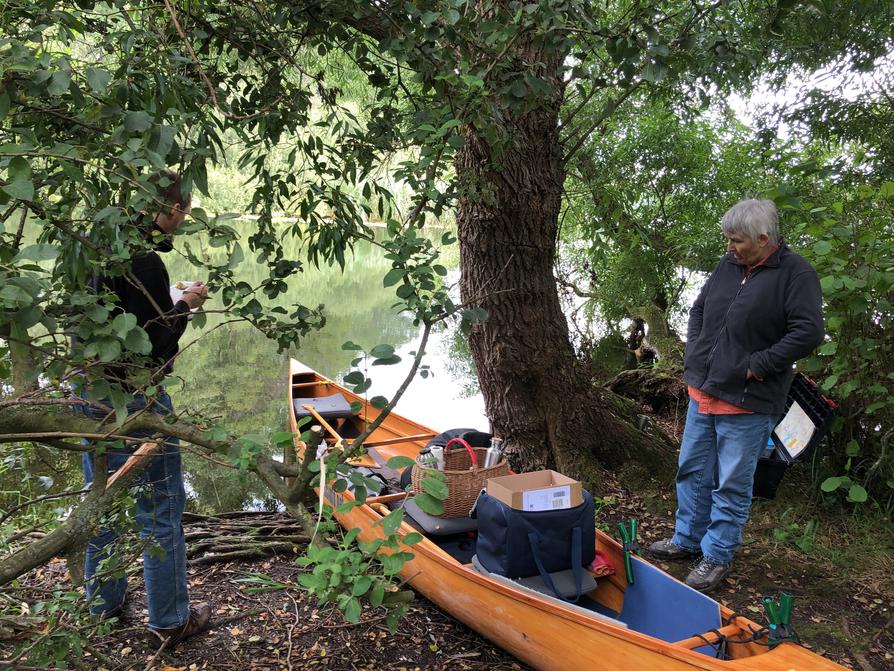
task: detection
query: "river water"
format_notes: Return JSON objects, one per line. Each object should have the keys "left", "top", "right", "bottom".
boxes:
{"left": 164, "top": 223, "right": 486, "bottom": 512}
{"left": 0, "top": 223, "right": 485, "bottom": 516}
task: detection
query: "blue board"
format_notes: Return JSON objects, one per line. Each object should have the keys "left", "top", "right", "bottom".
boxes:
{"left": 618, "top": 556, "right": 722, "bottom": 657}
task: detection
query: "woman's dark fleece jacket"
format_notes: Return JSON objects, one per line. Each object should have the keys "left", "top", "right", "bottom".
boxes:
{"left": 683, "top": 243, "right": 824, "bottom": 416}
{"left": 91, "top": 232, "right": 191, "bottom": 385}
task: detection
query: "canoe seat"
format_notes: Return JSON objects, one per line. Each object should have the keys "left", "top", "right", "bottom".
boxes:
{"left": 471, "top": 554, "right": 598, "bottom": 600}
{"left": 471, "top": 555, "right": 626, "bottom": 628}
{"left": 293, "top": 393, "right": 353, "bottom": 421}
{"left": 401, "top": 497, "right": 478, "bottom": 535}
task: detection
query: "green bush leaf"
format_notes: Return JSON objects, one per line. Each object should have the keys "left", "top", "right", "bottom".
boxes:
{"left": 383, "top": 268, "right": 405, "bottom": 288}
{"left": 123, "top": 327, "right": 152, "bottom": 354}
{"left": 124, "top": 111, "right": 152, "bottom": 132}
{"left": 3, "top": 157, "right": 34, "bottom": 201}
{"left": 386, "top": 456, "right": 415, "bottom": 469}
{"left": 847, "top": 484, "right": 868, "bottom": 503}
{"left": 820, "top": 476, "right": 842, "bottom": 492}
{"left": 369, "top": 344, "right": 395, "bottom": 358}
{"left": 413, "top": 491, "right": 444, "bottom": 516}
{"left": 86, "top": 67, "right": 112, "bottom": 93}
{"left": 371, "top": 355, "right": 401, "bottom": 366}
{"left": 14, "top": 244, "right": 59, "bottom": 262}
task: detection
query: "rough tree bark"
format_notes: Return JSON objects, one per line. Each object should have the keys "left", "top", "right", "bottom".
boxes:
{"left": 456, "top": 31, "right": 675, "bottom": 484}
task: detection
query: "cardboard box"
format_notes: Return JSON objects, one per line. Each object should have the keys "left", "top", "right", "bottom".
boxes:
{"left": 487, "top": 470, "right": 582, "bottom": 511}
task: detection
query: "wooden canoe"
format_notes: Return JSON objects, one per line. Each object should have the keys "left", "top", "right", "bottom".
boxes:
{"left": 287, "top": 358, "right": 845, "bottom": 671}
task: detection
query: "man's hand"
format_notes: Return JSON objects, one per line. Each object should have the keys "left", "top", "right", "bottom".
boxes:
{"left": 746, "top": 368, "right": 764, "bottom": 381}
{"left": 182, "top": 280, "right": 208, "bottom": 309}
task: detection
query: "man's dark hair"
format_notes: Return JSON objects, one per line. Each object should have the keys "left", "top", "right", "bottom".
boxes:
{"left": 148, "top": 171, "right": 190, "bottom": 210}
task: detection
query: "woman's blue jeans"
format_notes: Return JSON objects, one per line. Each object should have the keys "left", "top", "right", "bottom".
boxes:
{"left": 671, "top": 399, "right": 776, "bottom": 565}
{"left": 77, "top": 391, "right": 190, "bottom": 629}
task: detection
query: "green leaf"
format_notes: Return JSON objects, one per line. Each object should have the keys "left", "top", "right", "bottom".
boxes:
{"left": 228, "top": 242, "right": 244, "bottom": 269}
{"left": 97, "top": 337, "right": 122, "bottom": 361}
{"left": 510, "top": 80, "right": 527, "bottom": 98}
{"left": 86, "top": 67, "right": 112, "bottom": 94}
{"left": 641, "top": 61, "right": 668, "bottom": 83}
{"left": 402, "top": 532, "right": 424, "bottom": 545}
{"left": 123, "top": 327, "right": 152, "bottom": 354}
{"left": 378, "top": 454, "right": 414, "bottom": 472}
{"left": 420, "top": 475, "right": 448, "bottom": 500}
{"left": 879, "top": 181, "right": 894, "bottom": 198}
{"left": 191, "top": 310, "right": 207, "bottom": 328}
{"left": 124, "top": 111, "right": 152, "bottom": 133}
{"left": 341, "top": 341, "right": 363, "bottom": 351}
{"left": 85, "top": 304, "right": 109, "bottom": 323}
{"left": 112, "top": 312, "right": 137, "bottom": 338}
{"left": 369, "top": 344, "right": 395, "bottom": 358}
{"left": 846, "top": 484, "right": 868, "bottom": 503}
{"left": 371, "top": 355, "right": 401, "bottom": 366}
{"left": 820, "top": 476, "right": 842, "bottom": 492}
{"left": 412, "top": 491, "right": 444, "bottom": 516}
{"left": 370, "top": 395, "right": 389, "bottom": 409}
{"left": 845, "top": 440, "right": 861, "bottom": 457}
{"left": 369, "top": 583, "right": 385, "bottom": 607}
{"left": 343, "top": 371, "right": 364, "bottom": 385}
{"left": 3, "top": 157, "right": 34, "bottom": 201}
{"left": 383, "top": 268, "right": 405, "bottom": 287}
{"left": 376, "top": 508, "right": 404, "bottom": 536}
{"left": 48, "top": 70, "right": 71, "bottom": 96}
{"left": 444, "top": 8, "right": 460, "bottom": 24}
{"left": 344, "top": 597, "right": 362, "bottom": 622}
{"left": 14, "top": 244, "right": 59, "bottom": 262}
{"left": 0, "top": 92, "right": 9, "bottom": 121}
{"left": 351, "top": 576, "right": 372, "bottom": 596}
{"left": 812, "top": 240, "right": 832, "bottom": 256}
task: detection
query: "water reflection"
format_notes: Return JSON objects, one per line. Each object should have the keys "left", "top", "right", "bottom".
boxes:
{"left": 164, "top": 223, "right": 485, "bottom": 513}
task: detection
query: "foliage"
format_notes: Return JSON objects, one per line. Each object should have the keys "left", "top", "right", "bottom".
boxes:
{"left": 784, "top": 175, "right": 894, "bottom": 505}
{"left": 2, "top": 0, "right": 894, "bottom": 644}
{"left": 562, "top": 100, "right": 771, "bottom": 337}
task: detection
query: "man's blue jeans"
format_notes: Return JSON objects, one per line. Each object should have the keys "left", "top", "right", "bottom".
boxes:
{"left": 78, "top": 391, "right": 190, "bottom": 629}
{"left": 671, "top": 399, "right": 775, "bottom": 565}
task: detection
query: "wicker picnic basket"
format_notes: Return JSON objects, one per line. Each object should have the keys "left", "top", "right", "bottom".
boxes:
{"left": 411, "top": 438, "right": 509, "bottom": 518}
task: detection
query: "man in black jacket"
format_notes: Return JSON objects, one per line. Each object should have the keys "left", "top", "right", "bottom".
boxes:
{"left": 78, "top": 172, "right": 212, "bottom": 646}
{"left": 648, "top": 199, "right": 824, "bottom": 591}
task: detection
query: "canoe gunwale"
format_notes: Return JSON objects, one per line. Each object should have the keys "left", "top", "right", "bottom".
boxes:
{"left": 286, "top": 358, "right": 845, "bottom": 671}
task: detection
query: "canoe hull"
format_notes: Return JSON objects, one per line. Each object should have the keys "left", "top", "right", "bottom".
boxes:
{"left": 289, "top": 359, "right": 845, "bottom": 671}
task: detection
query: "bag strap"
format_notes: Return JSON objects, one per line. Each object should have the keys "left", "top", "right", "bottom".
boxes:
{"left": 526, "top": 527, "right": 584, "bottom": 603}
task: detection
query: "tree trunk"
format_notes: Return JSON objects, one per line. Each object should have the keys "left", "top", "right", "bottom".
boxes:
{"left": 455, "top": 39, "right": 675, "bottom": 483}
{"left": 628, "top": 302, "right": 685, "bottom": 366}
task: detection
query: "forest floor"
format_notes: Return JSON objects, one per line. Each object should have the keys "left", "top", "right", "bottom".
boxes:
{"left": 6, "top": 406, "right": 894, "bottom": 671}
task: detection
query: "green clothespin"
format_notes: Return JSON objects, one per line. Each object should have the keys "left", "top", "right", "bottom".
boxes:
{"left": 617, "top": 519, "right": 640, "bottom": 585}
{"left": 762, "top": 593, "right": 797, "bottom": 646}
{"left": 779, "top": 592, "right": 794, "bottom": 626}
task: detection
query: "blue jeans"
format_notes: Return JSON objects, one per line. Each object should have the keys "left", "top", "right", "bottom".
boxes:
{"left": 77, "top": 391, "right": 190, "bottom": 629}
{"left": 671, "top": 399, "right": 775, "bottom": 565}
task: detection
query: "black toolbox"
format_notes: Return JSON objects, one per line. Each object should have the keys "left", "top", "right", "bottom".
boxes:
{"left": 752, "top": 373, "right": 837, "bottom": 499}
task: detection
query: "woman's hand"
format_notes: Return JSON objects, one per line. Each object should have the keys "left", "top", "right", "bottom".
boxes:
{"left": 182, "top": 280, "right": 208, "bottom": 309}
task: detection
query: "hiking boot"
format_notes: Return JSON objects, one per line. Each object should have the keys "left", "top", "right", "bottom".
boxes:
{"left": 685, "top": 558, "right": 732, "bottom": 592}
{"left": 147, "top": 603, "right": 212, "bottom": 649}
{"left": 647, "top": 538, "right": 702, "bottom": 560}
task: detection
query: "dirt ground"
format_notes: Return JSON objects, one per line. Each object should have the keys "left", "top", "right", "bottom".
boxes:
{"left": 5, "top": 400, "right": 893, "bottom": 670}
{"left": 9, "top": 470, "right": 892, "bottom": 671}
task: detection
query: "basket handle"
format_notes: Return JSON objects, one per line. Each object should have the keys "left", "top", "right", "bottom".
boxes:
{"left": 444, "top": 437, "right": 478, "bottom": 468}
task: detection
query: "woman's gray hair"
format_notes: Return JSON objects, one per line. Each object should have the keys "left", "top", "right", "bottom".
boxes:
{"left": 721, "top": 199, "right": 779, "bottom": 244}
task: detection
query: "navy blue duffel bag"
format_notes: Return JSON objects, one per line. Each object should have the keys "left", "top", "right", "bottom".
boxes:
{"left": 472, "top": 490, "right": 596, "bottom": 600}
